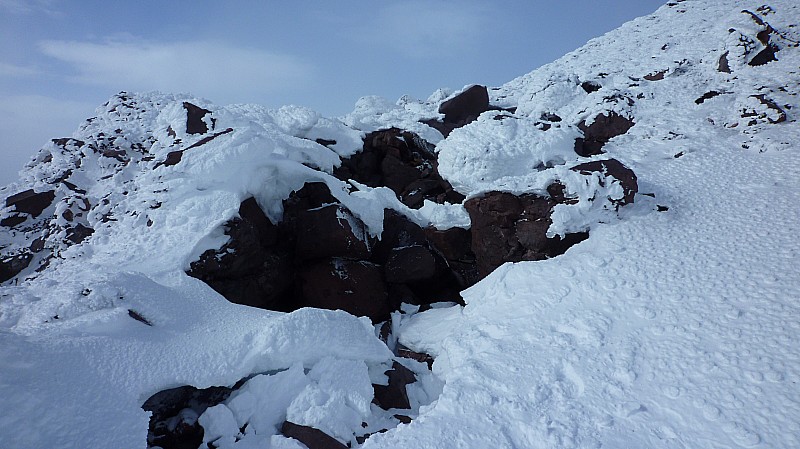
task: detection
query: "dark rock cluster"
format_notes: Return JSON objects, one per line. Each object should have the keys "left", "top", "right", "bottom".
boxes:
{"left": 188, "top": 182, "right": 476, "bottom": 324}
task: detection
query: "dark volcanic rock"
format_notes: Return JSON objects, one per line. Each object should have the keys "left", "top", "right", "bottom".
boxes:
{"left": 438, "top": 84, "right": 491, "bottom": 127}
{"left": 187, "top": 197, "right": 293, "bottom": 311}
{"left": 581, "top": 81, "right": 602, "bottom": 93}
{"left": 334, "top": 128, "right": 463, "bottom": 209}
{"left": 574, "top": 112, "right": 635, "bottom": 156}
{"left": 373, "top": 361, "right": 417, "bottom": 410}
{"left": 465, "top": 191, "right": 593, "bottom": 277}
{"left": 183, "top": 102, "right": 212, "bottom": 134}
{"left": 142, "top": 384, "right": 233, "bottom": 449}
{"left": 298, "top": 258, "right": 390, "bottom": 322}
{"left": 384, "top": 245, "right": 438, "bottom": 283}
{"left": 281, "top": 421, "right": 348, "bottom": 449}
{"left": 295, "top": 204, "right": 370, "bottom": 262}
{"left": 0, "top": 252, "right": 33, "bottom": 283}
{"left": 571, "top": 158, "right": 638, "bottom": 205}
{"left": 424, "top": 226, "right": 472, "bottom": 261}
{"left": 5, "top": 189, "right": 56, "bottom": 218}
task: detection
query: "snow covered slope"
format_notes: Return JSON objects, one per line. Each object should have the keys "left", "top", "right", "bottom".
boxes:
{"left": 1, "top": 0, "right": 800, "bottom": 448}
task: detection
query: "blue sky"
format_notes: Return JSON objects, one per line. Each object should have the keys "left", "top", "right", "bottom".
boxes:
{"left": 0, "top": 0, "right": 666, "bottom": 185}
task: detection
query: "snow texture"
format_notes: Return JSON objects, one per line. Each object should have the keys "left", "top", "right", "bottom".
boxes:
{"left": 2, "top": 0, "right": 800, "bottom": 448}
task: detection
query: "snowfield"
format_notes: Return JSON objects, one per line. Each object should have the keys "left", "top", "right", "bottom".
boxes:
{"left": 1, "top": 0, "right": 800, "bottom": 448}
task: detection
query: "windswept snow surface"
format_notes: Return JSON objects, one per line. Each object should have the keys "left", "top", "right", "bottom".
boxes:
{"left": 2, "top": 0, "right": 800, "bottom": 448}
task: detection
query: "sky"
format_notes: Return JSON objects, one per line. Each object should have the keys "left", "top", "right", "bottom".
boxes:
{"left": 0, "top": 0, "right": 667, "bottom": 186}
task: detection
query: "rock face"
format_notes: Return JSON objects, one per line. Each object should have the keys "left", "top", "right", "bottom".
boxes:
{"left": 465, "top": 191, "right": 590, "bottom": 277}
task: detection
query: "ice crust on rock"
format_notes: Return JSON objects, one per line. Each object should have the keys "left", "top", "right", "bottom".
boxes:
{"left": 1, "top": 0, "right": 800, "bottom": 448}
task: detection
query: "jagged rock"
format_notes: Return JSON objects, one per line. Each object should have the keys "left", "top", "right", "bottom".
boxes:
{"left": 373, "top": 361, "right": 417, "bottom": 410}
{"left": 0, "top": 252, "right": 33, "bottom": 283}
{"left": 334, "top": 128, "right": 462, "bottom": 209}
{"left": 281, "top": 421, "right": 347, "bottom": 449}
{"left": 372, "top": 209, "right": 428, "bottom": 264}
{"left": 384, "top": 245, "right": 437, "bottom": 283}
{"left": 581, "top": 80, "right": 602, "bottom": 93}
{"left": 465, "top": 191, "right": 593, "bottom": 277}
{"left": 718, "top": 51, "right": 732, "bottom": 73}
{"left": 424, "top": 226, "right": 472, "bottom": 261}
{"left": 396, "top": 344, "right": 435, "bottom": 370}
{"left": 570, "top": 158, "right": 638, "bottom": 205}
{"left": 574, "top": 112, "right": 635, "bottom": 156}
{"left": 65, "top": 224, "right": 94, "bottom": 244}
{"left": 183, "top": 102, "right": 212, "bottom": 134}
{"left": 187, "top": 197, "right": 293, "bottom": 311}
{"left": 438, "top": 84, "right": 490, "bottom": 127}
{"left": 295, "top": 204, "right": 371, "bottom": 262}
{"left": 142, "top": 385, "right": 233, "bottom": 449}
{"left": 298, "top": 258, "right": 390, "bottom": 323}
{"left": 695, "top": 91, "right": 723, "bottom": 104}
{"left": 4, "top": 189, "right": 55, "bottom": 218}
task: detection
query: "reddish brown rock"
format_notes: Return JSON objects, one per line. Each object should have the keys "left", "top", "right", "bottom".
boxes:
{"left": 373, "top": 362, "right": 417, "bottom": 410}
{"left": 183, "top": 102, "right": 212, "bottom": 134}
{"left": 281, "top": 421, "right": 347, "bottom": 449}
{"left": 295, "top": 204, "right": 370, "bottom": 262}
{"left": 438, "top": 84, "right": 490, "bottom": 127}
{"left": 574, "top": 112, "right": 635, "bottom": 156}
{"left": 384, "top": 245, "right": 437, "bottom": 283}
{"left": 298, "top": 258, "right": 390, "bottom": 323}
{"left": 5, "top": 189, "right": 56, "bottom": 218}
{"left": 570, "top": 158, "right": 638, "bottom": 205}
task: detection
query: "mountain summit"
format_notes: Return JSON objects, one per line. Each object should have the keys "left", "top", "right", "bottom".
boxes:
{"left": 1, "top": 1, "right": 799, "bottom": 448}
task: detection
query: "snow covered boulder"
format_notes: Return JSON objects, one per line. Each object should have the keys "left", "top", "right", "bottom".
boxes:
{"left": 570, "top": 158, "right": 638, "bottom": 206}
{"left": 465, "top": 191, "right": 590, "bottom": 277}
{"left": 574, "top": 111, "right": 635, "bottom": 156}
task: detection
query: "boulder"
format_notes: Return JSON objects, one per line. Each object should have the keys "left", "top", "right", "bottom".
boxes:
{"left": 298, "top": 258, "right": 390, "bottom": 323}
{"left": 574, "top": 112, "right": 635, "bottom": 156}
{"left": 373, "top": 361, "right": 417, "bottom": 410}
{"left": 438, "top": 84, "right": 490, "bottom": 127}
{"left": 334, "top": 129, "right": 461, "bottom": 209}
{"left": 183, "top": 102, "right": 212, "bottom": 134}
{"left": 187, "top": 197, "right": 293, "bottom": 311}
{"left": 281, "top": 421, "right": 348, "bottom": 449}
{"left": 142, "top": 384, "right": 233, "bottom": 449}
{"left": 295, "top": 204, "right": 370, "bottom": 262}
{"left": 0, "top": 252, "right": 33, "bottom": 283}
{"left": 570, "top": 158, "right": 638, "bottom": 205}
{"left": 384, "top": 245, "right": 438, "bottom": 283}
{"left": 4, "top": 189, "right": 56, "bottom": 218}
{"left": 424, "top": 226, "right": 472, "bottom": 261}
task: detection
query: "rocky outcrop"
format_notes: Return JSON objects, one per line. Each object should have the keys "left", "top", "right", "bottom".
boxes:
{"left": 188, "top": 183, "right": 477, "bottom": 323}
{"left": 421, "top": 85, "right": 516, "bottom": 137}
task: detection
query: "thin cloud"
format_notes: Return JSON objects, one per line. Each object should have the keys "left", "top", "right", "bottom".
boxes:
{"left": 38, "top": 39, "right": 315, "bottom": 103}
{"left": 365, "top": 1, "right": 493, "bottom": 58}
{"left": 0, "top": 0, "right": 59, "bottom": 15}
{"left": 0, "top": 62, "right": 40, "bottom": 77}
